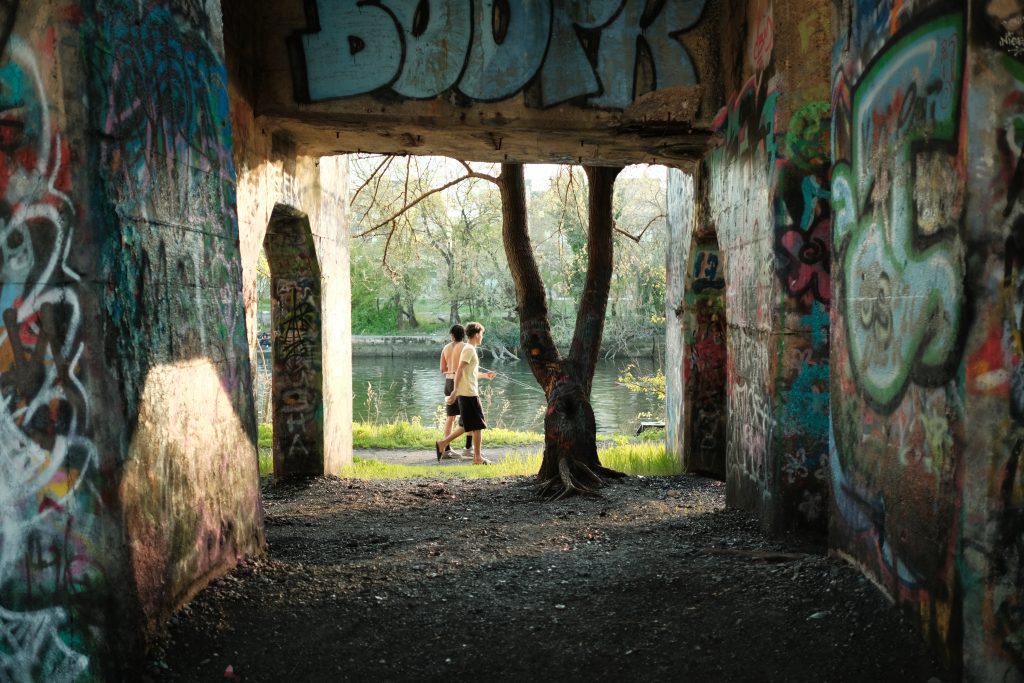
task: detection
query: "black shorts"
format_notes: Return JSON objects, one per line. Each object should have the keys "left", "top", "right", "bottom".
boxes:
{"left": 457, "top": 395, "right": 487, "bottom": 432}
{"left": 444, "top": 379, "right": 461, "bottom": 416}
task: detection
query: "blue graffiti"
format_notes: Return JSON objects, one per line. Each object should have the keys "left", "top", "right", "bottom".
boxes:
{"left": 387, "top": 1, "right": 470, "bottom": 98}
{"left": 299, "top": 0, "right": 707, "bottom": 108}
{"left": 691, "top": 249, "right": 725, "bottom": 293}
{"left": 458, "top": 0, "right": 550, "bottom": 101}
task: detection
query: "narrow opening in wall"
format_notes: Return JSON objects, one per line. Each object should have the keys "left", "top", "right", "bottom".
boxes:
{"left": 683, "top": 224, "right": 726, "bottom": 480}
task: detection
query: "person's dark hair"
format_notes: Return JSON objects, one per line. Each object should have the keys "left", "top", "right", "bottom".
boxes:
{"left": 465, "top": 322, "right": 485, "bottom": 339}
{"left": 449, "top": 324, "right": 465, "bottom": 342}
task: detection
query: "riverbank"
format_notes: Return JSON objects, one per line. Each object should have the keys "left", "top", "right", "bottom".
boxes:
{"left": 351, "top": 334, "right": 665, "bottom": 358}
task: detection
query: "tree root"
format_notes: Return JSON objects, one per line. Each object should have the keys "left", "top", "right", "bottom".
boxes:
{"left": 536, "top": 456, "right": 625, "bottom": 501}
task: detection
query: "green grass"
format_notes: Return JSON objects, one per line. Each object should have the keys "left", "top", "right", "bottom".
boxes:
{"left": 352, "top": 419, "right": 544, "bottom": 449}
{"left": 258, "top": 423, "right": 273, "bottom": 449}
{"left": 258, "top": 423, "right": 274, "bottom": 477}
{"left": 337, "top": 441, "right": 679, "bottom": 480}
{"left": 340, "top": 449, "right": 544, "bottom": 479}
{"left": 635, "top": 428, "right": 666, "bottom": 442}
{"left": 256, "top": 421, "right": 677, "bottom": 480}
{"left": 598, "top": 442, "right": 680, "bottom": 476}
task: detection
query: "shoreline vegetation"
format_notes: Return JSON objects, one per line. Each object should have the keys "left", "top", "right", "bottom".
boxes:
{"left": 348, "top": 333, "right": 665, "bottom": 359}
{"left": 257, "top": 421, "right": 670, "bottom": 479}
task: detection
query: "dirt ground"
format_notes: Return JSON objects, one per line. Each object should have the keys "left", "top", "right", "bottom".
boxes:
{"left": 143, "top": 470, "right": 950, "bottom": 683}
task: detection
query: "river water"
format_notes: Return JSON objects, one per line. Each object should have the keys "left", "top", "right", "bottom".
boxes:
{"left": 255, "top": 355, "right": 664, "bottom": 435}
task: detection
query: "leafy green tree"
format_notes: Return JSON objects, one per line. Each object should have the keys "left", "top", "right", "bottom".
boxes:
{"left": 350, "top": 155, "right": 505, "bottom": 328}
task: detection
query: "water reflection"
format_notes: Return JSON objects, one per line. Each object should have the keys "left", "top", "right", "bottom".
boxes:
{"left": 255, "top": 355, "right": 663, "bottom": 435}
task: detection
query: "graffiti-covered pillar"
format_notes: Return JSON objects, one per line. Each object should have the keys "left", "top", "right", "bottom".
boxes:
{"left": 697, "top": 0, "right": 831, "bottom": 533}
{"left": 0, "top": 4, "right": 129, "bottom": 679}
{"left": 1, "top": 0, "right": 267, "bottom": 678}
{"left": 666, "top": 170, "right": 698, "bottom": 462}
{"left": 264, "top": 208, "right": 326, "bottom": 477}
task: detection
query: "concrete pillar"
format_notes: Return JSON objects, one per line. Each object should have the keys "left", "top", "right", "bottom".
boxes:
{"left": 1, "top": 0, "right": 265, "bottom": 678}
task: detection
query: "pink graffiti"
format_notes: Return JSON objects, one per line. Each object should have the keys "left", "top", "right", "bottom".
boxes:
{"left": 752, "top": 11, "right": 774, "bottom": 72}
{"left": 778, "top": 217, "right": 832, "bottom": 306}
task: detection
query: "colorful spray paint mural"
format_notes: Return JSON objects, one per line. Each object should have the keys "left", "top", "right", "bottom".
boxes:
{"left": 830, "top": 7, "right": 967, "bottom": 668}
{"left": 87, "top": 0, "right": 252, "bottom": 422}
{"left": 977, "top": 49, "right": 1024, "bottom": 681}
{"left": 704, "top": 0, "right": 831, "bottom": 531}
{"left": 774, "top": 100, "right": 831, "bottom": 528}
{"left": 296, "top": 0, "right": 707, "bottom": 108}
{"left": 266, "top": 210, "right": 324, "bottom": 477}
{"left": 0, "top": 22, "right": 103, "bottom": 683}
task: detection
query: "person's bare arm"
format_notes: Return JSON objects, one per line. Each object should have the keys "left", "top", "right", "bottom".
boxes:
{"left": 440, "top": 346, "right": 449, "bottom": 375}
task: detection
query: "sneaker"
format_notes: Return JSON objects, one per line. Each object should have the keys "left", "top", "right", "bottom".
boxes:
{"left": 440, "top": 450, "right": 459, "bottom": 460}
{"left": 460, "top": 448, "right": 474, "bottom": 458}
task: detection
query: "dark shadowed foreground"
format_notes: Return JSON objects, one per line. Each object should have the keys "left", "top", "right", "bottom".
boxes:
{"left": 144, "top": 475, "right": 948, "bottom": 682}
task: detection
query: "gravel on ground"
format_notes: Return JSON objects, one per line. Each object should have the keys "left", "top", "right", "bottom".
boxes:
{"left": 143, "top": 474, "right": 950, "bottom": 683}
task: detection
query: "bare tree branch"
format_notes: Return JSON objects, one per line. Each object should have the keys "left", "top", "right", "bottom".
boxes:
{"left": 613, "top": 213, "right": 666, "bottom": 243}
{"left": 355, "top": 169, "right": 498, "bottom": 239}
{"left": 351, "top": 155, "right": 394, "bottom": 205}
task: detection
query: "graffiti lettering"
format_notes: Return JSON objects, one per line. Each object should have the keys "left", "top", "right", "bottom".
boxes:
{"left": 299, "top": 0, "right": 707, "bottom": 109}
{"left": 0, "top": 36, "right": 97, "bottom": 679}
{"left": 275, "top": 275, "right": 319, "bottom": 465}
{"left": 775, "top": 179, "right": 830, "bottom": 306}
{"left": 728, "top": 330, "right": 774, "bottom": 490}
{"left": 276, "top": 280, "right": 318, "bottom": 361}
{"left": 0, "top": 606, "right": 89, "bottom": 682}
{"left": 267, "top": 245, "right": 323, "bottom": 474}
{"left": 537, "top": 0, "right": 618, "bottom": 106}
{"left": 833, "top": 15, "right": 965, "bottom": 411}
{"left": 691, "top": 249, "right": 724, "bottom": 293}
{"left": 458, "top": 0, "right": 550, "bottom": 101}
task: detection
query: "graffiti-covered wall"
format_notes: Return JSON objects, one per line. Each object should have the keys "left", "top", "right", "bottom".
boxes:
{"left": 832, "top": 0, "right": 1024, "bottom": 677}
{"left": 0, "top": 4, "right": 125, "bottom": 679}
{"left": 693, "top": 0, "right": 831, "bottom": 532}
{"left": 2, "top": 0, "right": 266, "bottom": 678}
{"left": 225, "top": 0, "right": 353, "bottom": 477}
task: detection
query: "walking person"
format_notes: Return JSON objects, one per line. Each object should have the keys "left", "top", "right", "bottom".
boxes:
{"left": 435, "top": 322, "right": 496, "bottom": 465}
{"left": 438, "top": 324, "right": 471, "bottom": 460}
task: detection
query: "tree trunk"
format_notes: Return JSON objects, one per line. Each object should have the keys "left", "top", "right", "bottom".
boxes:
{"left": 499, "top": 163, "right": 625, "bottom": 499}
{"left": 396, "top": 292, "right": 418, "bottom": 329}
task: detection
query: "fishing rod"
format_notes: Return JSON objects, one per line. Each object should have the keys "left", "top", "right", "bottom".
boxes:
{"left": 479, "top": 367, "right": 547, "bottom": 396}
